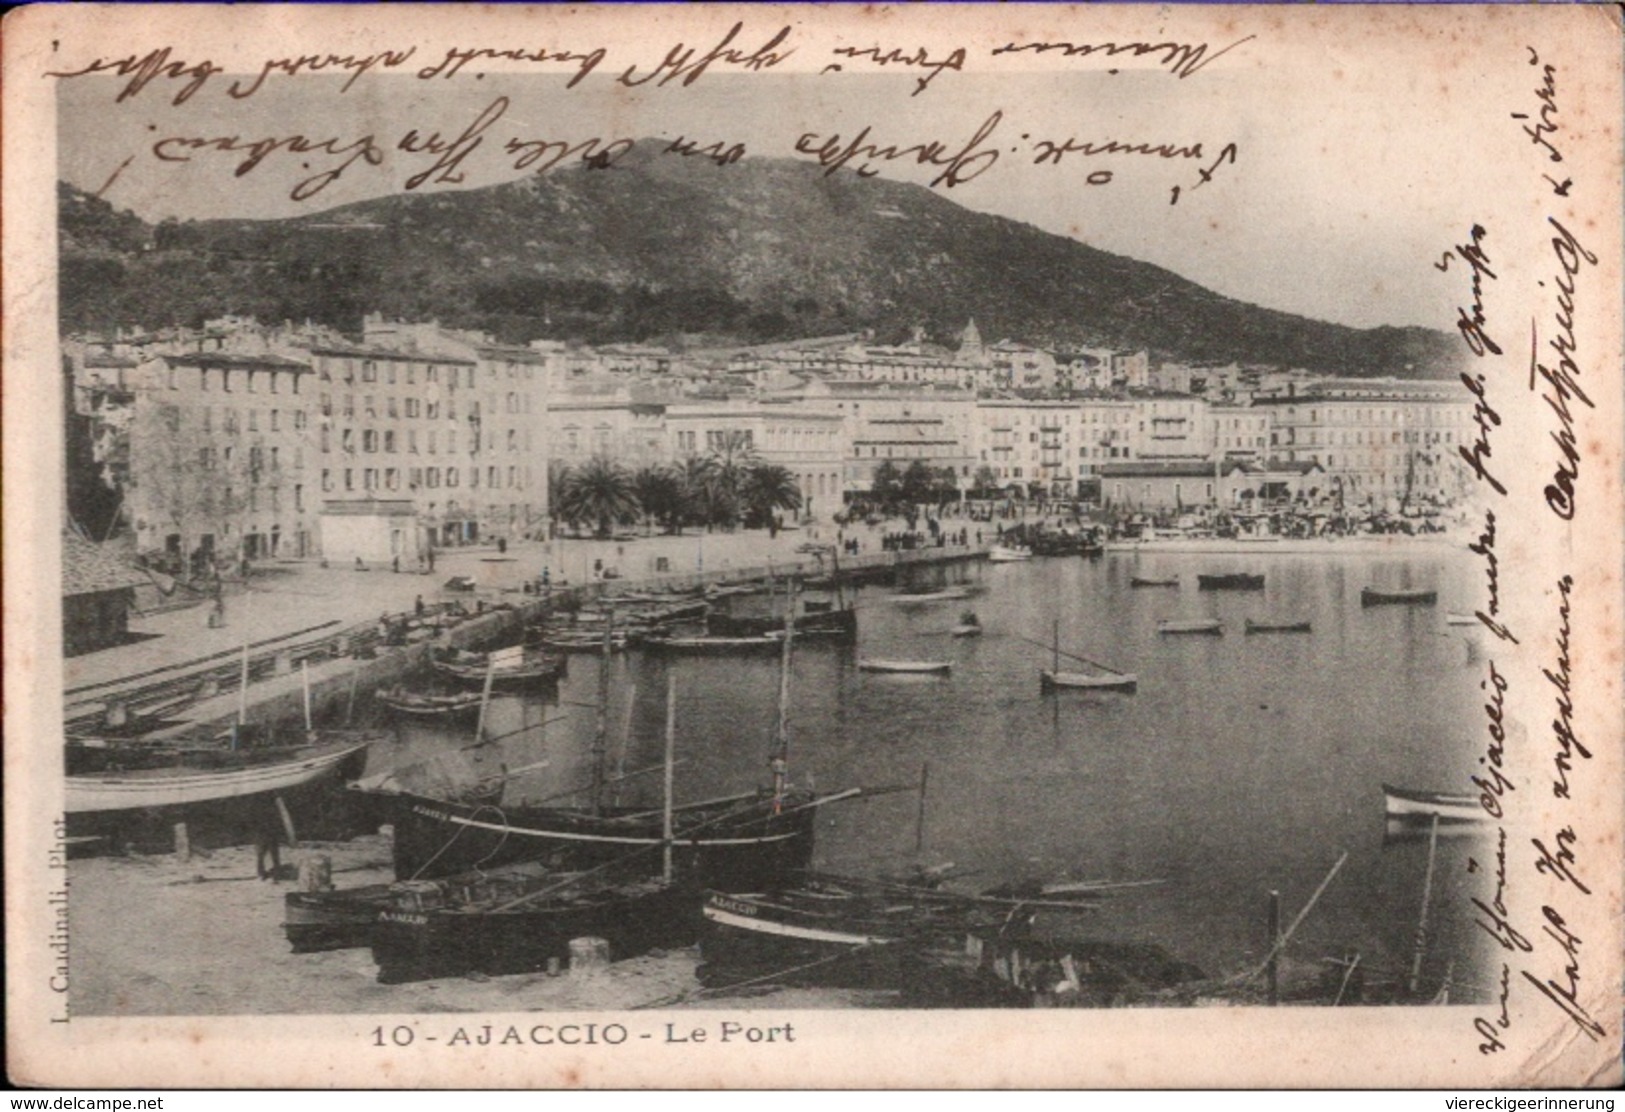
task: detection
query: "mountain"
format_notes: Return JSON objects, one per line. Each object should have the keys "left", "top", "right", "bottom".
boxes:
{"left": 58, "top": 151, "right": 1460, "bottom": 376}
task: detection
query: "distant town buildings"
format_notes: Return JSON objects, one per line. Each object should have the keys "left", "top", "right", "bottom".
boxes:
{"left": 63, "top": 313, "right": 1476, "bottom": 563}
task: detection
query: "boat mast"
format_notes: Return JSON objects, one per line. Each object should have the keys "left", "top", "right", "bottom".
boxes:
{"left": 771, "top": 581, "right": 796, "bottom": 809}
{"left": 591, "top": 604, "right": 613, "bottom": 816}
{"left": 663, "top": 669, "right": 677, "bottom": 884}
{"left": 1053, "top": 618, "right": 1060, "bottom": 675}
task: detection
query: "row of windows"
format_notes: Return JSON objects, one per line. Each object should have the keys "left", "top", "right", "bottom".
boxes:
{"left": 171, "top": 366, "right": 304, "bottom": 396}
{"left": 196, "top": 445, "right": 304, "bottom": 474}
{"left": 322, "top": 427, "right": 532, "bottom": 454}
{"left": 316, "top": 358, "right": 536, "bottom": 387}
{"left": 199, "top": 407, "right": 308, "bottom": 434}
{"left": 319, "top": 465, "right": 531, "bottom": 494}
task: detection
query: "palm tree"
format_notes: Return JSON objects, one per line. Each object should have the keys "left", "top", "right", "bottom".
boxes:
{"left": 631, "top": 463, "right": 685, "bottom": 535}
{"left": 740, "top": 463, "right": 803, "bottom": 535}
{"left": 677, "top": 455, "right": 723, "bottom": 531}
{"left": 559, "top": 456, "right": 639, "bottom": 539}
{"left": 704, "top": 430, "right": 760, "bottom": 531}
{"left": 547, "top": 461, "right": 574, "bottom": 538}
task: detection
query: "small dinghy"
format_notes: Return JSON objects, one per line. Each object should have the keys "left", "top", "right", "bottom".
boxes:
{"left": 859, "top": 659, "right": 952, "bottom": 675}
{"left": 1157, "top": 618, "right": 1223, "bottom": 635}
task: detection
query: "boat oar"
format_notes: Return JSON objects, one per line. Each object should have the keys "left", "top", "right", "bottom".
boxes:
{"left": 1013, "top": 633, "right": 1126, "bottom": 676}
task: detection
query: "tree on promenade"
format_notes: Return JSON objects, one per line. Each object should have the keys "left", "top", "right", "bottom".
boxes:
{"left": 678, "top": 455, "right": 725, "bottom": 532}
{"left": 632, "top": 463, "right": 685, "bottom": 535}
{"left": 971, "top": 465, "right": 1000, "bottom": 499}
{"left": 547, "top": 461, "right": 574, "bottom": 538}
{"left": 740, "top": 463, "right": 803, "bottom": 535}
{"left": 870, "top": 460, "right": 904, "bottom": 514}
{"left": 558, "top": 455, "right": 639, "bottom": 539}
{"left": 703, "top": 430, "right": 759, "bottom": 531}
{"left": 900, "top": 460, "right": 937, "bottom": 508}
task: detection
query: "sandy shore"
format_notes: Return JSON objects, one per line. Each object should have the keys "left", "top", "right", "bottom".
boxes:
{"left": 66, "top": 840, "right": 883, "bottom": 1017}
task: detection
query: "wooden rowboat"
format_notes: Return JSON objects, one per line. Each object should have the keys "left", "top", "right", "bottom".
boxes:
{"left": 375, "top": 686, "right": 485, "bottom": 719}
{"left": 1196, "top": 573, "right": 1264, "bottom": 591}
{"left": 858, "top": 659, "right": 952, "bottom": 675}
{"left": 987, "top": 544, "right": 1033, "bottom": 563}
{"left": 1361, "top": 587, "right": 1437, "bottom": 607}
{"left": 1382, "top": 784, "right": 1489, "bottom": 833}
{"left": 889, "top": 587, "right": 973, "bottom": 604}
{"left": 66, "top": 738, "right": 372, "bottom": 815}
{"left": 1129, "top": 576, "right": 1179, "bottom": 588}
{"left": 1243, "top": 619, "right": 1312, "bottom": 634}
{"left": 1040, "top": 669, "right": 1138, "bottom": 692}
{"left": 1158, "top": 619, "right": 1223, "bottom": 635}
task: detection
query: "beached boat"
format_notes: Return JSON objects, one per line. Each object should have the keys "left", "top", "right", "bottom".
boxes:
{"left": 284, "top": 881, "right": 396, "bottom": 953}
{"left": 1157, "top": 618, "right": 1223, "bottom": 635}
{"left": 1243, "top": 619, "right": 1313, "bottom": 634}
{"left": 1129, "top": 576, "right": 1179, "bottom": 588}
{"left": 858, "top": 659, "right": 952, "bottom": 675}
{"left": 375, "top": 686, "right": 485, "bottom": 720}
{"left": 66, "top": 737, "right": 372, "bottom": 815}
{"left": 1361, "top": 587, "right": 1437, "bottom": 607}
{"left": 1196, "top": 573, "right": 1265, "bottom": 591}
{"left": 371, "top": 866, "right": 696, "bottom": 984}
{"left": 987, "top": 544, "right": 1033, "bottom": 563}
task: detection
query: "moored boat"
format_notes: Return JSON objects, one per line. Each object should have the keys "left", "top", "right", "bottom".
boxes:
{"left": 1040, "top": 669, "right": 1138, "bottom": 692}
{"left": 987, "top": 544, "right": 1033, "bottom": 563}
{"left": 66, "top": 737, "right": 373, "bottom": 815}
{"left": 375, "top": 686, "right": 485, "bottom": 719}
{"left": 858, "top": 659, "right": 952, "bottom": 675}
{"left": 888, "top": 586, "right": 973, "bottom": 604}
{"left": 1361, "top": 587, "right": 1437, "bottom": 607}
{"left": 1129, "top": 576, "right": 1179, "bottom": 588}
{"left": 1243, "top": 619, "right": 1312, "bottom": 634}
{"left": 639, "top": 633, "right": 786, "bottom": 655}
{"left": 1196, "top": 573, "right": 1265, "bottom": 591}
{"left": 1382, "top": 783, "right": 1488, "bottom": 829}
{"left": 950, "top": 612, "right": 983, "bottom": 638}
{"left": 1157, "top": 618, "right": 1223, "bottom": 635}
{"left": 432, "top": 645, "right": 566, "bottom": 688}
{"left": 1444, "top": 612, "right": 1479, "bottom": 627}
{"left": 707, "top": 606, "right": 857, "bottom": 642}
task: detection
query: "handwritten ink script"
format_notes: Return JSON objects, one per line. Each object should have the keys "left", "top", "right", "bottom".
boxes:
{"left": 45, "top": 24, "right": 1250, "bottom": 204}
{"left": 1456, "top": 43, "right": 1607, "bottom": 1057}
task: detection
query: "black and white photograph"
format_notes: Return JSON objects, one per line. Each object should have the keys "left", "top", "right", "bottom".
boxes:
{"left": 6, "top": 2, "right": 1621, "bottom": 1089}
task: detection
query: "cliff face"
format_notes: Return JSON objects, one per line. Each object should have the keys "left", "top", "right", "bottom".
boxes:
{"left": 59, "top": 156, "right": 1458, "bottom": 376}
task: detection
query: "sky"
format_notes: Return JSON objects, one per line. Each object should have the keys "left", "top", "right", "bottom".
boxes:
{"left": 51, "top": 9, "right": 1543, "bottom": 333}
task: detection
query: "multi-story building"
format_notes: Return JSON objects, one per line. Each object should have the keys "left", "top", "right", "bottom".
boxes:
{"left": 126, "top": 351, "right": 319, "bottom": 566}
{"left": 1129, "top": 394, "right": 1212, "bottom": 461}
{"left": 974, "top": 398, "right": 1136, "bottom": 496}
{"left": 1210, "top": 405, "right": 1273, "bottom": 462}
{"left": 1254, "top": 377, "right": 1472, "bottom": 508}
{"left": 1111, "top": 350, "right": 1151, "bottom": 390}
{"left": 784, "top": 379, "right": 975, "bottom": 496}
{"left": 665, "top": 401, "right": 845, "bottom": 517}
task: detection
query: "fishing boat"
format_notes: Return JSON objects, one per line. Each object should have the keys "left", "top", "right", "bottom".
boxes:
{"left": 858, "top": 659, "right": 952, "bottom": 675}
{"left": 1243, "top": 619, "right": 1313, "bottom": 634}
{"left": 639, "top": 633, "right": 787, "bottom": 655}
{"left": 987, "top": 544, "right": 1033, "bottom": 563}
{"left": 371, "top": 866, "right": 697, "bottom": 984}
{"left": 284, "top": 881, "right": 397, "bottom": 953}
{"left": 532, "top": 631, "right": 630, "bottom": 654}
{"left": 707, "top": 607, "right": 857, "bottom": 642}
{"left": 1036, "top": 620, "right": 1137, "bottom": 692}
{"left": 1382, "top": 784, "right": 1488, "bottom": 828}
{"left": 950, "top": 612, "right": 983, "bottom": 638}
{"left": 370, "top": 610, "right": 868, "bottom": 887}
{"left": 1361, "top": 587, "right": 1437, "bottom": 607}
{"left": 374, "top": 686, "right": 485, "bottom": 720}
{"left": 66, "top": 737, "right": 373, "bottom": 815}
{"left": 432, "top": 645, "right": 566, "bottom": 688}
{"left": 888, "top": 586, "right": 972, "bottom": 604}
{"left": 1129, "top": 576, "right": 1179, "bottom": 588}
{"left": 1157, "top": 618, "right": 1223, "bottom": 635}
{"left": 1196, "top": 573, "right": 1265, "bottom": 591}
{"left": 697, "top": 872, "right": 1104, "bottom": 994}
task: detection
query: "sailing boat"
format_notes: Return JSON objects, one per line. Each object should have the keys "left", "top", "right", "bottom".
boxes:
{"left": 368, "top": 672, "right": 699, "bottom": 984}
{"left": 365, "top": 589, "right": 851, "bottom": 887}
{"left": 1038, "top": 620, "right": 1138, "bottom": 692}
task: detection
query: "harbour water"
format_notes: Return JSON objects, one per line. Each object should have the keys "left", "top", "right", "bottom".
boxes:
{"left": 381, "top": 544, "right": 1487, "bottom": 1000}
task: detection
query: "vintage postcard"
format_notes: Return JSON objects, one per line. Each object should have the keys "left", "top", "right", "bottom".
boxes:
{"left": 5, "top": 2, "right": 1621, "bottom": 1090}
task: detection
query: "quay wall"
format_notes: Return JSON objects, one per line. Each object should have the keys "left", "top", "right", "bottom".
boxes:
{"left": 137, "top": 544, "right": 989, "bottom": 741}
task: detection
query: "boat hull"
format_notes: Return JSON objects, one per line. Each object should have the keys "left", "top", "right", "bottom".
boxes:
{"left": 1382, "top": 784, "right": 1487, "bottom": 826}
{"left": 1361, "top": 588, "right": 1438, "bottom": 607}
{"left": 1196, "top": 574, "right": 1265, "bottom": 591}
{"left": 1040, "top": 670, "right": 1137, "bottom": 692}
{"left": 65, "top": 740, "right": 371, "bottom": 815}
{"left": 371, "top": 881, "right": 698, "bottom": 984}
{"left": 858, "top": 660, "right": 951, "bottom": 675}
{"left": 380, "top": 789, "right": 818, "bottom": 886}
{"left": 284, "top": 883, "right": 394, "bottom": 953}
{"left": 707, "top": 608, "right": 857, "bottom": 642}
{"left": 1243, "top": 620, "right": 1312, "bottom": 634}
{"left": 1157, "top": 621, "right": 1223, "bottom": 635}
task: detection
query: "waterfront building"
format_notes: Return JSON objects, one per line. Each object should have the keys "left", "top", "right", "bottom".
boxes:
{"left": 1127, "top": 394, "right": 1213, "bottom": 461}
{"left": 1254, "top": 377, "right": 1472, "bottom": 509}
{"left": 1096, "top": 458, "right": 1325, "bottom": 512}
{"left": 665, "top": 400, "right": 845, "bottom": 518}
{"left": 784, "top": 379, "right": 975, "bottom": 497}
{"left": 1210, "top": 405, "right": 1273, "bottom": 462}
{"left": 974, "top": 397, "right": 1137, "bottom": 497}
